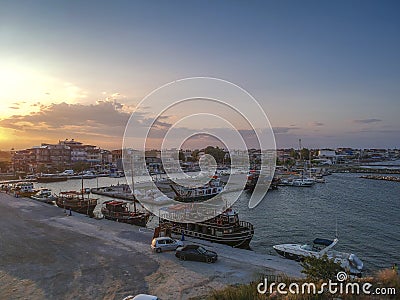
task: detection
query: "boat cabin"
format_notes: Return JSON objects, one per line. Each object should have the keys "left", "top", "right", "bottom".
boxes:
{"left": 14, "top": 182, "right": 34, "bottom": 193}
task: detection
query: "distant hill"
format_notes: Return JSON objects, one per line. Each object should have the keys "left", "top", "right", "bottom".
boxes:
{"left": 0, "top": 151, "right": 11, "bottom": 162}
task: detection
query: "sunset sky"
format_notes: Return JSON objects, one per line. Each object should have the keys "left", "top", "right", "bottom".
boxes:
{"left": 1, "top": 1, "right": 399, "bottom": 150}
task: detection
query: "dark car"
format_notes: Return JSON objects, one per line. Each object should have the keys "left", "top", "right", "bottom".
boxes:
{"left": 175, "top": 245, "right": 218, "bottom": 263}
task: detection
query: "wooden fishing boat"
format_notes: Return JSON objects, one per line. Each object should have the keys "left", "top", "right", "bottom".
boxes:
{"left": 159, "top": 207, "right": 254, "bottom": 249}
{"left": 55, "top": 191, "right": 98, "bottom": 217}
{"left": 101, "top": 200, "right": 150, "bottom": 227}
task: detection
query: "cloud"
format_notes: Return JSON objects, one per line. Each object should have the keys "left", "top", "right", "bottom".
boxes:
{"left": 353, "top": 118, "right": 382, "bottom": 124}
{"left": 0, "top": 101, "right": 138, "bottom": 148}
{"left": 309, "top": 121, "right": 324, "bottom": 127}
{"left": 273, "top": 126, "right": 300, "bottom": 134}
{"left": 0, "top": 101, "right": 131, "bottom": 131}
{"left": 0, "top": 100, "right": 182, "bottom": 149}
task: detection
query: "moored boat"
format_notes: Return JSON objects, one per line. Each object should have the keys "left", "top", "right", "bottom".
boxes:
{"left": 55, "top": 191, "right": 98, "bottom": 217}
{"left": 290, "top": 177, "right": 315, "bottom": 187}
{"left": 244, "top": 170, "right": 280, "bottom": 191}
{"left": 13, "top": 182, "right": 36, "bottom": 197}
{"left": 159, "top": 207, "right": 254, "bottom": 249}
{"left": 169, "top": 176, "right": 224, "bottom": 202}
{"left": 30, "top": 188, "right": 56, "bottom": 204}
{"left": 101, "top": 200, "right": 150, "bottom": 227}
{"left": 273, "top": 238, "right": 364, "bottom": 276}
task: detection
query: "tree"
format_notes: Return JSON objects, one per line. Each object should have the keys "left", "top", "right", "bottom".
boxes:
{"left": 186, "top": 156, "right": 196, "bottom": 162}
{"left": 0, "top": 161, "right": 9, "bottom": 173}
{"left": 178, "top": 150, "right": 186, "bottom": 162}
{"left": 191, "top": 149, "right": 200, "bottom": 160}
{"left": 204, "top": 146, "right": 226, "bottom": 164}
{"left": 301, "top": 254, "right": 344, "bottom": 281}
{"left": 72, "top": 161, "right": 91, "bottom": 173}
{"left": 301, "top": 148, "right": 310, "bottom": 160}
{"left": 289, "top": 148, "right": 299, "bottom": 159}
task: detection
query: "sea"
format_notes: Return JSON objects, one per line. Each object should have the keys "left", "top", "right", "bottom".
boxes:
{"left": 33, "top": 170, "right": 400, "bottom": 274}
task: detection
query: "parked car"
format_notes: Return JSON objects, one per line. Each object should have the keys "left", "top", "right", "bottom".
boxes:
{"left": 175, "top": 245, "right": 218, "bottom": 263}
{"left": 151, "top": 237, "right": 183, "bottom": 253}
{"left": 123, "top": 294, "right": 159, "bottom": 300}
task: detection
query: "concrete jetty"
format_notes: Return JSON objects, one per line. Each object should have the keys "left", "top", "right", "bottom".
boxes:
{"left": 0, "top": 192, "right": 302, "bottom": 300}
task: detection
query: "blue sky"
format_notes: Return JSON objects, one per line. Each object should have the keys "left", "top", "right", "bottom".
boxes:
{"left": 0, "top": 0, "right": 399, "bottom": 149}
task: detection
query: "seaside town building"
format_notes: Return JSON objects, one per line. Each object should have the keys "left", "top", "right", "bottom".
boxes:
{"left": 11, "top": 139, "right": 113, "bottom": 173}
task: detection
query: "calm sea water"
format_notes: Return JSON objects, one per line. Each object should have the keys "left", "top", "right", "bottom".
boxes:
{"left": 36, "top": 172, "right": 400, "bottom": 273}
{"left": 234, "top": 172, "right": 400, "bottom": 273}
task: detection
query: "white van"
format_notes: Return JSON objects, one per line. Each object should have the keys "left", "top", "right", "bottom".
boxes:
{"left": 61, "top": 169, "right": 74, "bottom": 176}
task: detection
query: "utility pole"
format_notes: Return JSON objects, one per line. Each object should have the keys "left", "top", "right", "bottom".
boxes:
{"left": 299, "top": 138, "right": 302, "bottom": 161}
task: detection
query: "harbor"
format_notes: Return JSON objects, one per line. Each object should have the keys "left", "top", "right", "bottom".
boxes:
{"left": 1, "top": 169, "right": 399, "bottom": 272}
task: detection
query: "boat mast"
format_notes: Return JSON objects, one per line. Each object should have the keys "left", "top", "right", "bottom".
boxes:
{"left": 81, "top": 174, "right": 84, "bottom": 200}
{"left": 130, "top": 155, "right": 137, "bottom": 213}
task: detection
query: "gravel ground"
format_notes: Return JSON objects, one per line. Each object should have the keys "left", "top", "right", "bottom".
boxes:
{"left": 0, "top": 192, "right": 302, "bottom": 300}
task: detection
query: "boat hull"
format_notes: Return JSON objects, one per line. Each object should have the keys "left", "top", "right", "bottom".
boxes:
{"left": 30, "top": 195, "right": 56, "bottom": 204}
{"left": 103, "top": 214, "right": 149, "bottom": 227}
{"left": 102, "top": 211, "right": 150, "bottom": 227}
{"left": 274, "top": 248, "right": 303, "bottom": 261}
{"left": 175, "top": 194, "right": 217, "bottom": 202}
{"left": 166, "top": 222, "right": 254, "bottom": 249}
{"left": 37, "top": 176, "right": 68, "bottom": 183}
{"left": 55, "top": 198, "right": 97, "bottom": 217}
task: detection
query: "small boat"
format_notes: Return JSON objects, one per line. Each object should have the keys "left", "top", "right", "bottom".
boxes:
{"left": 30, "top": 188, "right": 56, "bottom": 203}
{"left": 314, "top": 175, "right": 326, "bottom": 183}
{"left": 290, "top": 178, "right": 315, "bottom": 187}
{"left": 169, "top": 176, "right": 224, "bottom": 202}
{"left": 273, "top": 238, "right": 363, "bottom": 276}
{"left": 244, "top": 170, "right": 280, "bottom": 191}
{"left": 13, "top": 182, "right": 36, "bottom": 197}
{"left": 81, "top": 171, "right": 97, "bottom": 179}
{"left": 110, "top": 170, "right": 125, "bottom": 178}
{"left": 244, "top": 170, "right": 259, "bottom": 191}
{"left": 159, "top": 207, "right": 254, "bottom": 249}
{"left": 55, "top": 191, "right": 98, "bottom": 217}
{"left": 101, "top": 200, "right": 150, "bottom": 227}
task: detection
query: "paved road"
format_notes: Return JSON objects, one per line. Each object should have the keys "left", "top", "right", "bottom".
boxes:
{"left": 0, "top": 193, "right": 158, "bottom": 300}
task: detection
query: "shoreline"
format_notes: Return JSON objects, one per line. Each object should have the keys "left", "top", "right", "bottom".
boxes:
{"left": 0, "top": 192, "right": 302, "bottom": 300}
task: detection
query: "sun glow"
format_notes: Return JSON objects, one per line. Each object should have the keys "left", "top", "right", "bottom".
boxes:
{"left": 0, "top": 127, "right": 11, "bottom": 143}
{"left": 0, "top": 60, "right": 87, "bottom": 118}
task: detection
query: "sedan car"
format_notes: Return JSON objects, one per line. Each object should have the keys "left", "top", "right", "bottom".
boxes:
{"left": 123, "top": 294, "right": 159, "bottom": 300}
{"left": 151, "top": 237, "right": 183, "bottom": 253}
{"left": 175, "top": 245, "right": 218, "bottom": 263}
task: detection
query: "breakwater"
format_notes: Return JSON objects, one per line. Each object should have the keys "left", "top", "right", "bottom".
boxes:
{"left": 360, "top": 175, "right": 400, "bottom": 182}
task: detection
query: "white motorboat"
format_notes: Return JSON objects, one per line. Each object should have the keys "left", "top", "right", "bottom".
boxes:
{"left": 273, "top": 238, "right": 364, "bottom": 276}
{"left": 30, "top": 188, "right": 56, "bottom": 204}
{"left": 290, "top": 177, "right": 315, "bottom": 187}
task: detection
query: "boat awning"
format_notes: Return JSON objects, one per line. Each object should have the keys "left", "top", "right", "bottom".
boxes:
{"left": 313, "top": 238, "right": 334, "bottom": 246}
